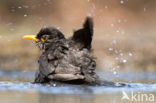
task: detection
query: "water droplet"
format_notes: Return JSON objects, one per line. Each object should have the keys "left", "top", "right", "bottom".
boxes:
{"left": 104, "top": 5, "right": 108, "bottom": 9}
{"left": 53, "top": 84, "right": 56, "bottom": 87}
{"left": 87, "top": 13, "right": 92, "bottom": 17}
{"left": 113, "top": 71, "right": 117, "bottom": 75}
{"left": 120, "top": 0, "right": 124, "bottom": 4}
{"left": 123, "top": 59, "right": 127, "bottom": 63}
{"left": 116, "top": 66, "right": 120, "bottom": 69}
{"left": 23, "top": 5, "right": 29, "bottom": 8}
{"left": 43, "top": 25, "right": 47, "bottom": 28}
{"left": 56, "top": 27, "right": 61, "bottom": 30}
{"left": 115, "top": 57, "right": 119, "bottom": 60}
{"left": 116, "top": 30, "right": 120, "bottom": 33}
{"left": 18, "top": 6, "right": 22, "bottom": 9}
{"left": 144, "top": 8, "right": 147, "bottom": 12}
{"left": 11, "top": 9, "right": 15, "bottom": 12}
{"left": 108, "top": 48, "right": 113, "bottom": 51}
{"left": 128, "top": 52, "right": 133, "bottom": 56}
{"left": 112, "top": 39, "right": 117, "bottom": 45}
{"left": 118, "top": 19, "right": 121, "bottom": 23}
{"left": 24, "top": 14, "right": 28, "bottom": 17}
{"left": 110, "top": 23, "right": 114, "bottom": 27}
{"left": 112, "top": 67, "right": 116, "bottom": 71}
{"left": 120, "top": 53, "right": 123, "bottom": 56}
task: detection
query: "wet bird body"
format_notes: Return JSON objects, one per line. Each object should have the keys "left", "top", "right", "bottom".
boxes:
{"left": 23, "top": 17, "right": 127, "bottom": 87}
{"left": 34, "top": 17, "right": 98, "bottom": 84}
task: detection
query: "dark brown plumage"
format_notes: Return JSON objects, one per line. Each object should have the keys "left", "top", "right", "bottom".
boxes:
{"left": 28, "top": 17, "right": 125, "bottom": 86}
{"left": 34, "top": 17, "right": 98, "bottom": 85}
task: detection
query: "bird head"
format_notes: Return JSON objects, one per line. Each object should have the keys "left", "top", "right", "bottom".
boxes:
{"left": 23, "top": 27, "right": 65, "bottom": 50}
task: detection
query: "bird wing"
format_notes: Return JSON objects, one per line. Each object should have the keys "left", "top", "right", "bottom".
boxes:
{"left": 72, "top": 17, "right": 93, "bottom": 50}
{"left": 34, "top": 52, "right": 55, "bottom": 83}
{"left": 35, "top": 44, "right": 68, "bottom": 83}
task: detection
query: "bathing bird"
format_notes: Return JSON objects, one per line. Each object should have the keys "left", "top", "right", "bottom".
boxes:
{"left": 23, "top": 17, "right": 125, "bottom": 86}
{"left": 24, "top": 17, "right": 99, "bottom": 85}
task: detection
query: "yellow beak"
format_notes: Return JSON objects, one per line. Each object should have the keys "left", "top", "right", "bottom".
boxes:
{"left": 23, "top": 35, "right": 39, "bottom": 42}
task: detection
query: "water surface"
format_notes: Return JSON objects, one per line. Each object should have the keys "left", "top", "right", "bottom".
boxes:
{"left": 0, "top": 70, "right": 156, "bottom": 103}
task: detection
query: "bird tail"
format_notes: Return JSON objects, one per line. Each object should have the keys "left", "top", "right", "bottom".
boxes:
{"left": 83, "top": 17, "right": 93, "bottom": 38}
{"left": 72, "top": 16, "right": 94, "bottom": 49}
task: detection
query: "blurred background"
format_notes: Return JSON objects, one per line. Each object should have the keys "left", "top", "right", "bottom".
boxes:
{"left": 0, "top": 1, "right": 156, "bottom": 103}
{"left": 0, "top": 0, "right": 156, "bottom": 74}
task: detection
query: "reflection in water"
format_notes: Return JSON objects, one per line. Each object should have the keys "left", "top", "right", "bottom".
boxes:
{"left": 38, "top": 93, "right": 156, "bottom": 103}
{"left": 38, "top": 93, "right": 123, "bottom": 103}
{"left": 1, "top": 91, "right": 155, "bottom": 103}
{"left": 38, "top": 94, "right": 95, "bottom": 103}
{"left": 0, "top": 91, "right": 122, "bottom": 103}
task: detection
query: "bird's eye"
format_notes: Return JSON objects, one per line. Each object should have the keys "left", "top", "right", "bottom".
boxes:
{"left": 41, "top": 35, "right": 49, "bottom": 42}
{"left": 41, "top": 38, "right": 46, "bottom": 42}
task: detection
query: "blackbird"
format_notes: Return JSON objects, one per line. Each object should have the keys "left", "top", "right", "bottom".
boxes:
{"left": 23, "top": 17, "right": 125, "bottom": 86}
